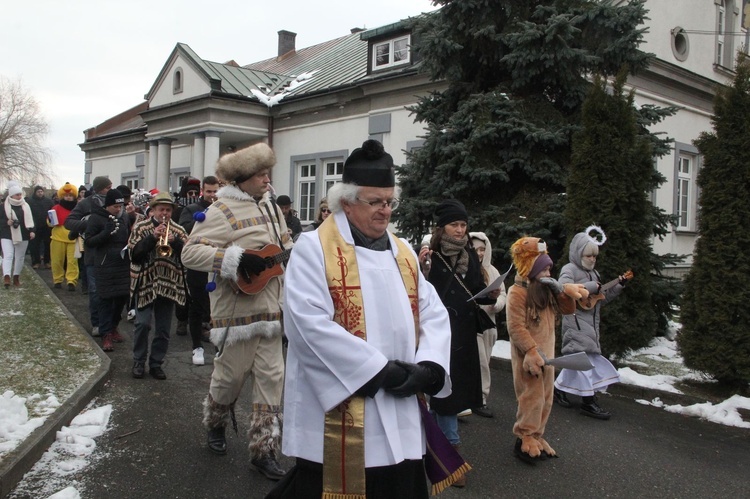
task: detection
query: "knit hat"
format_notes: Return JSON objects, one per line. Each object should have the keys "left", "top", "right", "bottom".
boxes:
{"left": 435, "top": 199, "right": 468, "bottom": 227}
{"left": 105, "top": 189, "right": 124, "bottom": 207}
{"left": 215, "top": 143, "right": 276, "bottom": 183}
{"left": 8, "top": 183, "right": 23, "bottom": 197}
{"left": 150, "top": 192, "right": 176, "bottom": 208}
{"left": 34, "top": 185, "right": 45, "bottom": 194}
{"left": 116, "top": 184, "right": 132, "bottom": 200}
{"left": 342, "top": 139, "right": 395, "bottom": 187}
{"left": 92, "top": 176, "right": 112, "bottom": 193}
{"left": 179, "top": 177, "right": 201, "bottom": 197}
{"left": 510, "top": 236, "right": 552, "bottom": 279}
{"left": 58, "top": 182, "right": 78, "bottom": 199}
{"left": 276, "top": 195, "right": 292, "bottom": 206}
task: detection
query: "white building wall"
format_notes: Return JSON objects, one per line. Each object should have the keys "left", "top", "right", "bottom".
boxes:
{"left": 150, "top": 55, "right": 211, "bottom": 108}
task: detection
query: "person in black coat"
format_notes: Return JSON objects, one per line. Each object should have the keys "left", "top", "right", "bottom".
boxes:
{"left": 177, "top": 175, "right": 219, "bottom": 366}
{"left": 26, "top": 185, "right": 54, "bottom": 268}
{"left": 417, "top": 199, "right": 499, "bottom": 487}
{"left": 85, "top": 189, "right": 130, "bottom": 352}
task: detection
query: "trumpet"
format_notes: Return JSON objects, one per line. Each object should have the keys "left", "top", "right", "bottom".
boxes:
{"left": 157, "top": 216, "right": 173, "bottom": 257}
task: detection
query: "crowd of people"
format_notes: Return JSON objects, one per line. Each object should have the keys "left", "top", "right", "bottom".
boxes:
{"left": 1, "top": 138, "right": 629, "bottom": 497}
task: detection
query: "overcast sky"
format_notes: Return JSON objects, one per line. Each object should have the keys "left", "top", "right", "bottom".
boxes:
{"left": 1, "top": 0, "right": 438, "bottom": 189}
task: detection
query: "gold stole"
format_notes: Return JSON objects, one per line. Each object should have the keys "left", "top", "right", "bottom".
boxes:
{"left": 318, "top": 216, "right": 420, "bottom": 499}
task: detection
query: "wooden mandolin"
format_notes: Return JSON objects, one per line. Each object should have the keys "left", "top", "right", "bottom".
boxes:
{"left": 576, "top": 270, "right": 633, "bottom": 310}
{"left": 236, "top": 244, "right": 292, "bottom": 295}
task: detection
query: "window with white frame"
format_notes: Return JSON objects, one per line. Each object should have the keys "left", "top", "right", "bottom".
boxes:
{"left": 296, "top": 161, "right": 317, "bottom": 222}
{"left": 323, "top": 159, "right": 344, "bottom": 197}
{"left": 675, "top": 152, "right": 698, "bottom": 231}
{"left": 717, "top": 0, "right": 726, "bottom": 65}
{"left": 122, "top": 176, "right": 140, "bottom": 190}
{"left": 373, "top": 35, "right": 410, "bottom": 70}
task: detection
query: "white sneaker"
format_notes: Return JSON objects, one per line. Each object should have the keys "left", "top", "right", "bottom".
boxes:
{"left": 457, "top": 408, "right": 472, "bottom": 417}
{"left": 192, "top": 347, "right": 205, "bottom": 366}
{"left": 91, "top": 326, "right": 100, "bottom": 337}
{"left": 127, "top": 309, "right": 136, "bottom": 321}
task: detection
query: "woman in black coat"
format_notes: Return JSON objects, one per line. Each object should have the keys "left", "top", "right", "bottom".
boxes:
{"left": 418, "top": 199, "right": 499, "bottom": 479}
{"left": 85, "top": 190, "right": 130, "bottom": 352}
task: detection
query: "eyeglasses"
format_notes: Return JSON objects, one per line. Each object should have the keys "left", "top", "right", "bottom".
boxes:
{"left": 355, "top": 197, "right": 399, "bottom": 210}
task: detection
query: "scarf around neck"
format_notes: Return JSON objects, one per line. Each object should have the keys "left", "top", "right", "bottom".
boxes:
{"left": 439, "top": 234, "right": 469, "bottom": 275}
{"left": 4, "top": 197, "right": 34, "bottom": 243}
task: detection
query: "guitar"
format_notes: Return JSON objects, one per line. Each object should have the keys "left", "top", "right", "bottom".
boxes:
{"left": 576, "top": 270, "right": 633, "bottom": 310}
{"left": 236, "top": 244, "right": 292, "bottom": 295}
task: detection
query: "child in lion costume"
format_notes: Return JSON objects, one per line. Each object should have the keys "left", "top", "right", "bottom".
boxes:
{"left": 505, "top": 236, "right": 588, "bottom": 464}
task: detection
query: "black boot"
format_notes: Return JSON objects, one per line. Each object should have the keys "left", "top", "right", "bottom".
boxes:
{"left": 554, "top": 388, "right": 572, "bottom": 408}
{"left": 580, "top": 395, "right": 611, "bottom": 420}
{"left": 207, "top": 426, "right": 227, "bottom": 455}
{"left": 250, "top": 452, "right": 286, "bottom": 480}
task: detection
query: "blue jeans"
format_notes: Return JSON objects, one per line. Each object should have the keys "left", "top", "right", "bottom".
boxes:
{"left": 434, "top": 412, "right": 459, "bottom": 445}
{"left": 86, "top": 264, "right": 100, "bottom": 328}
{"left": 133, "top": 297, "right": 174, "bottom": 368}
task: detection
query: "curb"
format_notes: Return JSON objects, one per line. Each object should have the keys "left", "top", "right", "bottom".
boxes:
{"left": 0, "top": 267, "right": 111, "bottom": 499}
{"left": 489, "top": 356, "right": 712, "bottom": 408}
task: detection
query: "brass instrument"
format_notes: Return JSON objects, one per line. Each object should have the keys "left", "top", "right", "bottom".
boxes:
{"left": 156, "top": 217, "right": 173, "bottom": 257}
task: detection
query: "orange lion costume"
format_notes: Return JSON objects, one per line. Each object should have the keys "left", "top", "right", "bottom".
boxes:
{"left": 505, "top": 237, "right": 588, "bottom": 463}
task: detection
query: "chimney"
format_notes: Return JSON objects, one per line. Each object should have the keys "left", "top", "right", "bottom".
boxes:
{"left": 278, "top": 30, "right": 297, "bottom": 57}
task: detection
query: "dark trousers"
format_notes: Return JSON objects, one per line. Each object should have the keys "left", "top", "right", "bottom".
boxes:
{"left": 78, "top": 257, "right": 88, "bottom": 290}
{"left": 133, "top": 297, "right": 174, "bottom": 368}
{"left": 86, "top": 264, "right": 100, "bottom": 328}
{"left": 187, "top": 270, "right": 210, "bottom": 349}
{"left": 28, "top": 227, "right": 51, "bottom": 265}
{"left": 266, "top": 458, "right": 428, "bottom": 499}
{"left": 99, "top": 295, "right": 128, "bottom": 338}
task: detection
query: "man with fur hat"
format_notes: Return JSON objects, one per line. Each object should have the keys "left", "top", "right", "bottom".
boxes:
{"left": 181, "top": 143, "right": 293, "bottom": 480}
{"left": 128, "top": 192, "right": 188, "bottom": 379}
{"left": 505, "top": 236, "right": 588, "bottom": 464}
{"left": 48, "top": 183, "right": 79, "bottom": 290}
{"left": 65, "top": 175, "right": 113, "bottom": 336}
{"left": 272, "top": 140, "right": 454, "bottom": 498}
{"left": 26, "top": 185, "right": 54, "bottom": 269}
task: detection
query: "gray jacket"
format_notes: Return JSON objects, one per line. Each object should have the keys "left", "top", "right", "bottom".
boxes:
{"left": 558, "top": 232, "right": 623, "bottom": 355}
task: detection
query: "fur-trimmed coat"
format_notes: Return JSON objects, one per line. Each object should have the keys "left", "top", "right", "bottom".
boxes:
{"left": 180, "top": 185, "right": 293, "bottom": 347}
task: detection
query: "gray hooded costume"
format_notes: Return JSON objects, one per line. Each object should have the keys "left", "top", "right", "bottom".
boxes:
{"left": 558, "top": 232, "right": 623, "bottom": 355}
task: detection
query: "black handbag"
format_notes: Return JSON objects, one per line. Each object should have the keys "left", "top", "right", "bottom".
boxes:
{"left": 475, "top": 306, "right": 495, "bottom": 332}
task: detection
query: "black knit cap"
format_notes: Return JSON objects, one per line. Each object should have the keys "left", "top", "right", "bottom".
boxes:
{"left": 342, "top": 139, "right": 395, "bottom": 187}
{"left": 105, "top": 188, "right": 124, "bottom": 207}
{"left": 435, "top": 199, "right": 468, "bottom": 227}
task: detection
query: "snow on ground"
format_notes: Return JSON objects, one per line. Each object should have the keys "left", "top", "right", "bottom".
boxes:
{"left": 492, "top": 336, "right": 750, "bottom": 429}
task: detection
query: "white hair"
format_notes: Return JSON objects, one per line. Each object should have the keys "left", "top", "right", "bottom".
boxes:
{"left": 327, "top": 183, "right": 401, "bottom": 213}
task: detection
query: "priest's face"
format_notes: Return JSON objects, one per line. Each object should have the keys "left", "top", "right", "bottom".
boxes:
{"left": 343, "top": 186, "right": 395, "bottom": 239}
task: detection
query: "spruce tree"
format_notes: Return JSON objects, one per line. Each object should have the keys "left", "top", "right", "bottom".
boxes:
{"left": 395, "top": 0, "right": 652, "bottom": 264}
{"left": 565, "top": 71, "right": 681, "bottom": 356}
{"left": 679, "top": 58, "right": 750, "bottom": 388}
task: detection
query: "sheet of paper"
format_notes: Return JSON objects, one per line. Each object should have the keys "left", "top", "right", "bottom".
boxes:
{"left": 467, "top": 264, "right": 513, "bottom": 301}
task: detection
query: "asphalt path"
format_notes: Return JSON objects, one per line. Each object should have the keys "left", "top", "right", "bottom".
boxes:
{"left": 12, "top": 267, "right": 750, "bottom": 498}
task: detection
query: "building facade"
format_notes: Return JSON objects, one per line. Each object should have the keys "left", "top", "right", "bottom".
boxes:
{"left": 79, "top": 1, "right": 748, "bottom": 274}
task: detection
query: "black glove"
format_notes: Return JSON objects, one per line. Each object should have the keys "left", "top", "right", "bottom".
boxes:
{"left": 386, "top": 360, "right": 442, "bottom": 398}
{"left": 356, "top": 360, "right": 407, "bottom": 398}
{"left": 239, "top": 253, "right": 267, "bottom": 276}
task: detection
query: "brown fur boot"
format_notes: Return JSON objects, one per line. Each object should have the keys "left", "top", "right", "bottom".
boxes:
{"left": 3, "top": 275, "right": 9, "bottom": 289}
{"left": 203, "top": 394, "right": 233, "bottom": 455}
{"left": 247, "top": 404, "right": 286, "bottom": 480}
{"left": 12, "top": 275, "right": 21, "bottom": 287}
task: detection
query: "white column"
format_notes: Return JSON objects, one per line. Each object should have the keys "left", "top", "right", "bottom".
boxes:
{"left": 192, "top": 132, "right": 206, "bottom": 180}
{"left": 156, "top": 138, "right": 174, "bottom": 193}
{"left": 203, "top": 131, "right": 222, "bottom": 177}
{"left": 147, "top": 140, "right": 159, "bottom": 189}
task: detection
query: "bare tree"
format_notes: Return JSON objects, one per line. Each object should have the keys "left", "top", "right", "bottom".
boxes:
{"left": 0, "top": 76, "right": 53, "bottom": 189}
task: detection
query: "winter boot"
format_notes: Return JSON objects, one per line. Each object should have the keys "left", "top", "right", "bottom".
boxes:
{"left": 203, "top": 395, "right": 232, "bottom": 455}
{"left": 248, "top": 404, "right": 286, "bottom": 480}
{"left": 554, "top": 387, "right": 572, "bottom": 408}
{"left": 12, "top": 275, "right": 20, "bottom": 287}
{"left": 580, "top": 395, "right": 611, "bottom": 420}
{"left": 3, "top": 275, "right": 9, "bottom": 289}
{"left": 110, "top": 328, "right": 124, "bottom": 343}
{"left": 101, "top": 335, "right": 114, "bottom": 352}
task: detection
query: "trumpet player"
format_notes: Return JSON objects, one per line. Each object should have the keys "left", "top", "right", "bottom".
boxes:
{"left": 128, "top": 192, "right": 188, "bottom": 380}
